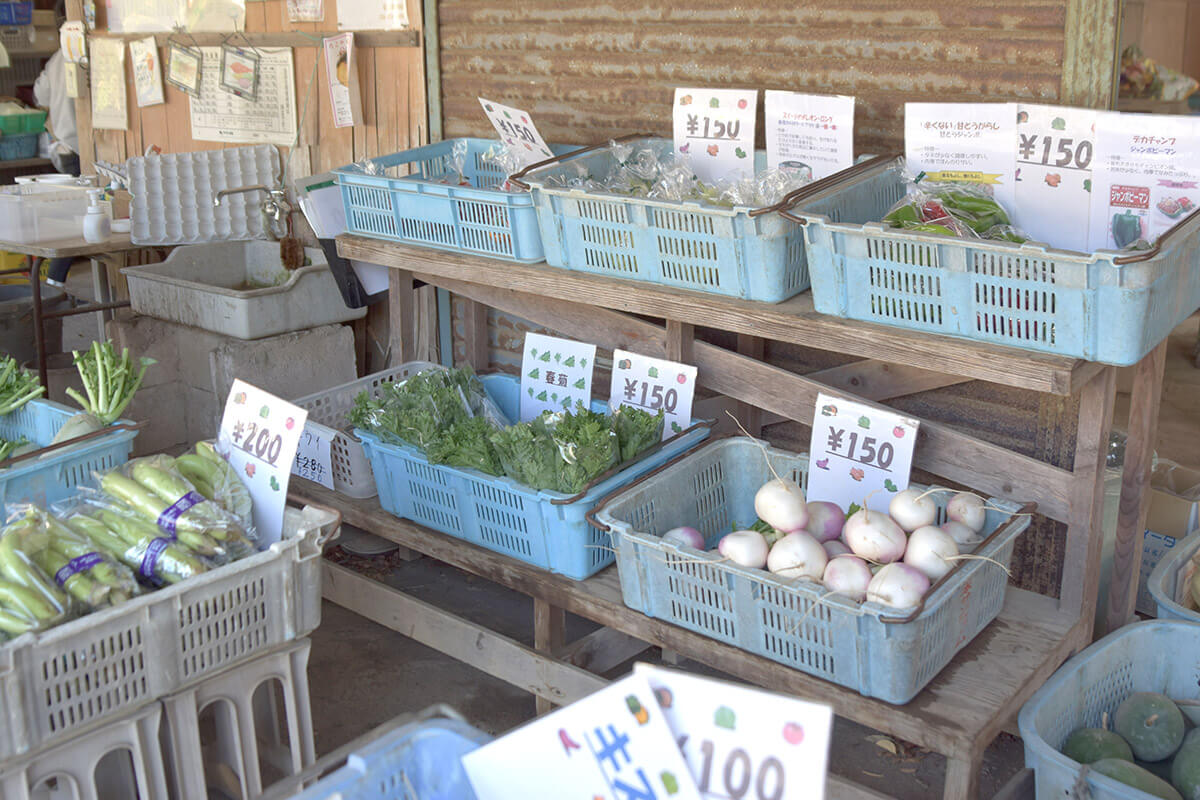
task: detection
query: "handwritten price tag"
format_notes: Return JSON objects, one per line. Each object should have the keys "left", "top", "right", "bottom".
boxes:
{"left": 673, "top": 87, "right": 757, "bottom": 183}
{"left": 609, "top": 349, "right": 697, "bottom": 440}
{"left": 478, "top": 97, "right": 554, "bottom": 169}
{"left": 292, "top": 422, "right": 334, "bottom": 490}
{"left": 805, "top": 392, "right": 919, "bottom": 514}
{"left": 1013, "top": 104, "right": 1097, "bottom": 252}
{"left": 635, "top": 664, "right": 833, "bottom": 800}
{"left": 216, "top": 380, "right": 308, "bottom": 544}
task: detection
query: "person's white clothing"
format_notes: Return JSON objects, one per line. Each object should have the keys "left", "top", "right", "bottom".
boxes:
{"left": 34, "top": 51, "right": 78, "bottom": 156}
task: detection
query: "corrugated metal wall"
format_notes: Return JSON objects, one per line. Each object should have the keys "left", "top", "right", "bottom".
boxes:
{"left": 438, "top": 0, "right": 1115, "bottom": 153}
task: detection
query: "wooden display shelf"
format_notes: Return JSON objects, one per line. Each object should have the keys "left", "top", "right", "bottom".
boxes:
{"left": 324, "top": 236, "right": 1168, "bottom": 797}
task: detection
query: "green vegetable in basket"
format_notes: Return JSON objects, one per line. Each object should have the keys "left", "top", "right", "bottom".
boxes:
{"left": 49, "top": 413, "right": 104, "bottom": 445}
{"left": 611, "top": 406, "right": 665, "bottom": 463}
{"left": 190, "top": 441, "right": 253, "bottom": 524}
{"left": 65, "top": 341, "right": 154, "bottom": 425}
{"left": 490, "top": 406, "right": 618, "bottom": 494}
{"left": 0, "top": 355, "right": 44, "bottom": 415}
{"left": 0, "top": 518, "right": 67, "bottom": 619}
{"left": 424, "top": 416, "right": 504, "bottom": 475}
{"left": 0, "top": 436, "right": 27, "bottom": 461}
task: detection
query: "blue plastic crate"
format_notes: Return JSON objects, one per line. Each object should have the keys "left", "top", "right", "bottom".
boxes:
{"left": 356, "top": 372, "right": 711, "bottom": 580}
{"left": 1019, "top": 620, "right": 1200, "bottom": 799}
{"left": 290, "top": 713, "right": 489, "bottom": 800}
{"left": 1148, "top": 528, "right": 1200, "bottom": 622}
{"left": 0, "top": 133, "right": 39, "bottom": 161}
{"left": 0, "top": 2, "right": 32, "bottom": 25}
{"left": 518, "top": 138, "right": 810, "bottom": 303}
{"left": 334, "top": 138, "right": 578, "bottom": 263}
{"left": 591, "top": 437, "right": 1030, "bottom": 703}
{"left": 0, "top": 398, "right": 137, "bottom": 509}
{"left": 794, "top": 156, "right": 1200, "bottom": 366}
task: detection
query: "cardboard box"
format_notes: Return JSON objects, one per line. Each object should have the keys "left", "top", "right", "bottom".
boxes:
{"left": 1137, "top": 462, "right": 1200, "bottom": 615}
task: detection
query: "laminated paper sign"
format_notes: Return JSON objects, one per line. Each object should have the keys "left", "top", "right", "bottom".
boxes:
{"left": 519, "top": 333, "right": 596, "bottom": 422}
{"left": 673, "top": 87, "right": 758, "bottom": 183}
{"left": 324, "top": 33, "right": 362, "bottom": 128}
{"left": 765, "top": 91, "right": 855, "bottom": 179}
{"left": 1013, "top": 104, "right": 1097, "bottom": 252}
{"left": 90, "top": 36, "right": 128, "bottom": 131}
{"left": 905, "top": 102, "right": 1017, "bottom": 211}
{"left": 478, "top": 97, "right": 554, "bottom": 168}
{"left": 130, "top": 37, "right": 164, "bottom": 107}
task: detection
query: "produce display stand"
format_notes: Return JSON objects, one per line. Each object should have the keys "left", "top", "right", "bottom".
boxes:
{"left": 294, "top": 234, "right": 1170, "bottom": 799}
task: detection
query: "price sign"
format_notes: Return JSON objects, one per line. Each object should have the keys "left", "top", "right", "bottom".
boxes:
{"left": 635, "top": 664, "right": 832, "bottom": 800}
{"left": 520, "top": 333, "right": 597, "bottom": 422}
{"left": 764, "top": 90, "right": 855, "bottom": 179}
{"left": 291, "top": 422, "right": 335, "bottom": 490}
{"left": 673, "top": 87, "right": 758, "bottom": 183}
{"left": 904, "top": 102, "right": 1017, "bottom": 211}
{"left": 609, "top": 349, "right": 697, "bottom": 440}
{"left": 478, "top": 97, "right": 554, "bottom": 169}
{"left": 216, "top": 380, "right": 308, "bottom": 544}
{"left": 805, "top": 392, "right": 919, "bottom": 515}
{"left": 1013, "top": 104, "right": 1097, "bottom": 252}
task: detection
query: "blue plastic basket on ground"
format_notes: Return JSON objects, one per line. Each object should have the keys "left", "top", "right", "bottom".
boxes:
{"left": 0, "top": 134, "right": 40, "bottom": 161}
{"left": 1148, "top": 528, "right": 1200, "bottom": 622}
{"left": 590, "top": 437, "right": 1031, "bottom": 704}
{"left": 790, "top": 155, "right": 1200, "bottom": 365}
{"left": 0, "top": 398, "right": 136, "bottom": 509}
{"left": 1019, "top": 620, "right": 1200, "bottom": 799}
{"left": 334, "top": 138, "right": 578, "bottom": 263}
{"left": 356, "top": 371, "right": 712, "bottom": 581}
{"left": 513, "top": 137, "right": 811, "bottom": 303}
{"left": 288, "top": 708, "right": 489, "bottom": 800}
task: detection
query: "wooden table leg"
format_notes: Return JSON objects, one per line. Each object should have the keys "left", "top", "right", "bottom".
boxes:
{"left": 1104, "top": 342, "right": 1168, "bottom": 634}
{"left": 942, "top": 750, "right": 980, "bottom": 800}
{"left": 387, "top": 269, "right": 417, "bottom": 365}
{"left": 735, "top": 334, "right": 764, "bottom": 436}
{"left": 29, "top": 258, "right": 47, "bottom": 388}
{"left": 534, "top": 598, "right": 566, "bottom": 715}
{"left": 461, "top": 297, "right": 490, "bottom": 372}
{"left": 665, "top": 320, "right": 694, "bottom": 364}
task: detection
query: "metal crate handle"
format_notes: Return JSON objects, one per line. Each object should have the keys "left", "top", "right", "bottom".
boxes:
{"left": 508, "top": 133, "right": 650, "bottom": 190}
{"left": 776, "top": 154, "right": 900, "bottom": 224}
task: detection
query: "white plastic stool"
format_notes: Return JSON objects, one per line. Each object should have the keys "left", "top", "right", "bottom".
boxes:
{"left": 0, "top": 703, "right": 168, "bottom": 800}
{"left": 161, "top": 637, "right": 315, "bottom": 800}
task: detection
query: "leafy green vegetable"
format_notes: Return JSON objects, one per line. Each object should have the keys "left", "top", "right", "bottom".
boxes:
{"left": 491, "top": 406, "right": 618, "bottom": 494}
{"left": 0, "top": 356, "right": 44, "bottom": 415}
{"left": 65, "top": 341, "right": 154, "bottom": 424}
{"left": 425, "top": 417, "right": 503, "bottom": 475}
{"left": 612, "top": 406, "right": 665, "bottom": 462}
{"left": 0, "top": 436, "right": 27, "bottom": 461}
{"left": 349, "top": 366, "right": 501, "bottom": 451}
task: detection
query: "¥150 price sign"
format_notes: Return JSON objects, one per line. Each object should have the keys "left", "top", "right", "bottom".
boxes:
{"left": 805, "top": 392, "right": 919, "bottom": 515}
{"left": 609, "top": 349, "right": 697, "bottom": 441}
{"left": 217, "top": 380, "right": 308, "bottom": 544}
{"left": 1017, "top": 132, "right": 1093, "bottom": 171}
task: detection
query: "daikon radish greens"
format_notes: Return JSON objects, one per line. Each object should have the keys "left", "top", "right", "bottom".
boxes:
{"left": 0, "top": 356, "right": 44, "bottom": 415}
{"left": 65, "top": 341, "right": 154, "bottom": 425}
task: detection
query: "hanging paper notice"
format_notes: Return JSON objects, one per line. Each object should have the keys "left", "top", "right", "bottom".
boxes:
{"left": 765, "top": 91, "right": 855, "bottom": 179}
{"left": 806, "top": 393, "right": 919, "bottom": 515}
{"left": 287, "top": 0, "right": 323, "bottom": 22}
{"left": 609, "top": 349, "right": 696, "bottom": 441}
{"left": 478, "top": 98, "right": 554, "bottom": 168}
{"left": 905, "top": 102, "right": 1017, "bottom": 211}
{"left": 129, "top": 37, "right": 164, "bottom": 107}
{"left": 292, "top": 422, "right": 334, "bottom": 490}
{"left": 1087, "top": 111, "right": 1200, "bottom": 252}
{"left": 519, "top": 333, "right": 596, "bottom": 422}
{"left": 338, "top": 0, "right": 407, "bottom": 30}
{"left": 90, "top": 37, "right": 128, "bottom": 131}
{"left": 189, "top": 46, "right": 297, "bottom": 146}
{"left": 324, "top": 33, "right": 362, "bottom": 128}
{"left": 1012, "top": 104, "right": 1096, "bottom": 252}
{"left": 59, "top": 21, "right": 86, "bottom": 63}
{"left": 673, "top": 87, "right": 758, "bottom": 184}
{"left": 635, "top": 664, "right": 833, "bottom": 800}
{"left": 216, "top": 380, "right": 307, "bottom": 544}
{"left": 462, "top": 674, "right": 702, "bottom": 800}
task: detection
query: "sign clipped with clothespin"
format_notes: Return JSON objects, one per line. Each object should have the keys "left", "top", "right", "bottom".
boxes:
{"left": 478, "top": 97, "right": 555, "bottom": 168}
{"left": 324, "top": 33, "right": 362, "bottom": 128}
{"left": 216, "top": 380, "right": 308, "bottom": 544}
{"left": 635, "top": 663, "right": 834, "bottom": 800}
{"left": 673, "top": 87, "right": 758, "bottom": 183}
{"left": 519, "top": 333, "right": 596, "bottom": 422}
{"left": 608, "top": 349, "right": 697, "bottom": 441}
{"left": 806, "top": 392, "right": 919, "bottom": 515}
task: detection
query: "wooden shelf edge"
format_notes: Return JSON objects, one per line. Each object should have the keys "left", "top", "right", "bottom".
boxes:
{"left": 89, "top": 30, "right": 421, "bottom": 48}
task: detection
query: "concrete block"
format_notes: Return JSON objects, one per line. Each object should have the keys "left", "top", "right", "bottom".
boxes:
{"left": 107, "top": 315, "right": 181, "bottom": 388}
{"left": 128, "top": 382, "right": 189, "bottom": 456}
{"left": 208, "top": 324, "right": 358, "bottom": 404}
{"left": 183, "top": 384, "right": 218, "bottom": 443}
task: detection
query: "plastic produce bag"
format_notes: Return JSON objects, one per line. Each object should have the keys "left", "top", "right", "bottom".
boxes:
{"left": 478, "top": 143, "right": 530, "bottom": 193}
{"left": 0, "top": 514, "right": 72, "bottom": 634}
{"left": 882, "top": 166, "right": 1028, "bottom": 243}
{"left": 442, "top": 139, "right": 471, "bottom": 186}
{"left": 4, "top": 506, "right": 138, "bottom": 611}
{"left": 491, "top": 407, "right": 618, "bottom": 494}
{"left": 174, "top": 441, "right": 254, "bottom": 530}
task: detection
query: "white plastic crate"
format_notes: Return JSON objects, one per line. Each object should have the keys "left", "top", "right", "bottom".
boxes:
{"left": 0, "top": 502, "right": 340, "bottom": 762}
{"left": 291, "top": 363, "right": 436, "bottom": 498}
{"left": 0, "top": 183, "right": 91, "bottom": 244}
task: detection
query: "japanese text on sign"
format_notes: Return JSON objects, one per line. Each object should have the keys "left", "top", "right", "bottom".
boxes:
{"left": 292, "top": 423, "right": 334, "bottom": 490}
{"left": 609, "top": 350, "right": 697, "bottom": 441}
{"left": 520, "top": 333, "right": 597, "bottom": 422}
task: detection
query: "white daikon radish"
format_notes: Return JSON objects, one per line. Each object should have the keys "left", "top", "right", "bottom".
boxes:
{"left": 805, "top": 500, "right": 845, "bottom": 543}
{"left": 942, "top": 520, "right": 982, "bottom": 552}
{"left": 903, "top": 525, "right": 959, "bottom": 581}
{"left": 718, "top": 530, "right": 769, "bottom": 569}
{"left": 946, "top": 492, "right": 986, "bottom": 533}
{"left": 754, "top": 478, "right": 808, "bottom": 533}
{"left": 823, "top": 539, "right": 851, "bottom": 558}
{"left": 766, "top": 532, "right": 827, "bottom": 581}
{"left": 843, "top": 509, "right": 907, "bottom": 564}
{"left": 888, "top": 488, "right": 937, "bottom": 533}
{"left": 866, "top": 563, "right": 931, "bottom": 609}
{"left": 822, "top": 556, "right": 872, "bottom": 601}
{"left": 662, "top": 526, "right": 705, "bottom": 549}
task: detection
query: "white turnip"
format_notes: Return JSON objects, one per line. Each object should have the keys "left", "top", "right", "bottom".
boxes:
{"left": 766, "top": 532, "right": 827, "bottom": 581}
{"left": 888, "top": 488, "right": 937, "bottom": 533}
{"left": 754, "top": 478, "right": 808, "bottom": 533}
{"left": 822, "top": 539, "right": 851, "bottom": 558}
{"left": 946, "top": 492, "right": 986, "bottom": 533}
{"left": 822, "top": 556, "right": 872, "bottom": 601}
{"left": 662, "top": 526, "right": 705, "bottom": 550}
{"left": 941, "top": 520, "right": 981, "bottom": 552}
{"left": 866, "top": 563, "right": 931, "bottom": 609}
{"left": 903, "top": 525, "right": 959, "bottom": 581}
{"left": 718, "top": 530, "right": 769, "bottom": 569}
{"left": 843, "top": 509, "right": 907, "bottom": 564}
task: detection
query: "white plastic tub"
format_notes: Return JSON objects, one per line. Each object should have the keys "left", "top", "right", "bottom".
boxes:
{"left": 122, "top": 240, "right": 367, "bottom": 339}
{"left": 0, "top": 183, "right": 91, "bottom": 244}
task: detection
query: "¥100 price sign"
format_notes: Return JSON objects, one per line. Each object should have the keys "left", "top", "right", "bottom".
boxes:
{"left": 217, "top": 379, "right": 308, "bottom": 544}
{"left": 805, "top": 392, "right": 919, "bottom": 515}
{"left": 609, "top": 349, "right": 697, "bottom": 440}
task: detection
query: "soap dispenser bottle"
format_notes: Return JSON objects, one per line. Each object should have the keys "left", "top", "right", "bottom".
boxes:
{"left": 83, "top": 189, "right": 111, "bottom": 243}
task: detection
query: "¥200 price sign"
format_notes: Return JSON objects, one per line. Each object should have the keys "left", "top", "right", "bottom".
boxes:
{"left": 609, "top": 349, "right": 697, "bottom": 441}
{"left": 805, "top": 392, "right": 919, "bottom": 515}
